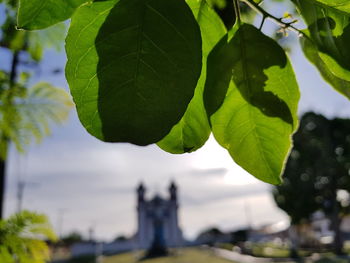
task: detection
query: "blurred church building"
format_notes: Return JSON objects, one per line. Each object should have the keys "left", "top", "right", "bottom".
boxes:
{"left": 136, "top": 181, "right": 184, "bottom": 249}
{"left": 71, "top": 181, "right": 184, "bottom": 257}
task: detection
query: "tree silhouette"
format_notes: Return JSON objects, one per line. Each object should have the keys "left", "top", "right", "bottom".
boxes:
{"left": 273, "top": 112, "right": 350, "bottom": 254}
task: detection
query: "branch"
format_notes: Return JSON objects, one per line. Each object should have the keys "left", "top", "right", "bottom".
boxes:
{"left": 240, "top": 0, "right": 304, "bottom": 36}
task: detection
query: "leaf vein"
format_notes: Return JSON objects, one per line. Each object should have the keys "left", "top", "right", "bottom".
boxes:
{"left": 146, "top": 4, "right": 190, "bottom": 46}
{"left": 142, "top": 32, "right": 177, "bottom": 67}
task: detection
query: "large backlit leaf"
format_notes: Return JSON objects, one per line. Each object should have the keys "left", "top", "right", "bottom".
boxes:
{"left": 294, "top": 0, "right": 350, "bottom": 99}
{"left": 66, "top": 0, "right": 202, "bottom": 145}
{"left": 157, "top": 0, "right": 226, "bottom": 153}
{"left": 204, "top": 24, "right": 300, "bottom": 184}
{"left": 17, "top": 0, "right": 88, "bottom": 30}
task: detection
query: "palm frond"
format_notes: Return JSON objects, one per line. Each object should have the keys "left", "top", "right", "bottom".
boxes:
{"left": 0, "top": 210, "right": 57, "bottom": 263}
{"left": 0, "top": 82, "right": 73, "bottom": 157}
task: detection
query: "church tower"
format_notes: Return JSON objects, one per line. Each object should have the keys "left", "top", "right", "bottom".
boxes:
{"left": 137, "top": 182, "right": 150, "bottom": 248}
{"left": 137, "top": 182, "right": 145, "bottom": 202}
{"left": 169, "top": 181, "right": 177, "bottom": 202}
{"left": 167, "top": 181, "right": 182, "bottom": 246}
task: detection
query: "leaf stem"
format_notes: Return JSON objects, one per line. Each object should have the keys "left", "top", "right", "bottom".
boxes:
{"left": 233, "top": 0, "right": 241, "bottom": 25}
{"left": 240, "top": 0, "right": 303, "bottom": 35}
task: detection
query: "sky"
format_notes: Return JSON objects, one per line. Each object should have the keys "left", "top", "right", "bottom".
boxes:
{"left": 2, "top": 0, "right": 350, "bottom": 242}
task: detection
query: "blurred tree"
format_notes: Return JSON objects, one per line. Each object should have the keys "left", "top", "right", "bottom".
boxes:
{"left": 195, "top": 227, "right": 225, "bottom": 246}
{"left": 61, "top": 232, "right": 84, "bottom": 246}
{"left": 114, "top": 235, "right": 127, "bottom": 242}
{"left": 0, "top": 1, "right": 73, "bottom": 218}
{"left": 0, "top": 210, "right": 57, "bottom": 263}
{"left": 273, "top": 112, "right": 350, "bottom": 255}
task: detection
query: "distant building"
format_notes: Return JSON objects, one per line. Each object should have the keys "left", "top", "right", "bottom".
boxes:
{"left": 136, "top": 182, "right": 183, "bottom": 249}
{"left": 71, "top": 181, "right": 184, "bottom": 258}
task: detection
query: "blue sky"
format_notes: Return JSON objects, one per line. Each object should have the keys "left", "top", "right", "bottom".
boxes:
{"left": 2, "top": 0, "right": 350, "bottom": 241}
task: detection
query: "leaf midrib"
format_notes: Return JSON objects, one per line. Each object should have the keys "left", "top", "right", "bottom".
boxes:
{"left": 134, "top": 3, "right": 147, "bottom": 91}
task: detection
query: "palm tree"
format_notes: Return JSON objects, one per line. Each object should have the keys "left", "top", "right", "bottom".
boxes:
{"left": 0, "top": 210, "right": 57, "bottom": 263}
{"left": 0, "top": 1, "right": 73, "bottom": 218}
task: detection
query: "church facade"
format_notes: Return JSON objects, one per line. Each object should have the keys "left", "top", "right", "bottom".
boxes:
{"left": 136, "top": 182, "right": 184, "bottom": 249}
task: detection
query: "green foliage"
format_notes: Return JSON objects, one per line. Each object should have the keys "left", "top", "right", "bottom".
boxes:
{"left": 294, "top": 0, "right": 350, "bottom": 99}
{"left": 310, "top": 0, "right": 350, "bottom": 13}
{"left": 0, "top": 1, "right": 73, "bottom": 160}
{"left": 0, "top": 71, "right": 73, "bottom": 159}
{"left": 13, "top": 0, "right": 350, "bottom": 184}
{"left": 273, "top": 112, "right": 350, "bottom": 224}
{"left": 0, "top": 210, "right": 57, "bottom": 263}
{"left": 301, "top": 37, "right": 350, "bottom": 99}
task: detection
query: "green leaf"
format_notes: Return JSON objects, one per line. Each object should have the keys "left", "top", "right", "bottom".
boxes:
{"left": 295, "top": 0, "right": 350, "bottom": 69}
{"left": 157, "top": 0, "right": 226, "bottom": 153}
{"left": 17, "top": 0, "right": 88, "bottom": 30}
{"left": 301, "top": 36, "right": 350, "bottom": 99}
{"left": 310, "top": 0, "right": 350, "bottom": 13}
{"left": 294, "top": 0, "right": 350, "bottom": 99}
{"left": 204, "top": 24, "right": 300, "bottom": 184}
{"left": 66, "top": 0, "right": 202, "bottom": 146}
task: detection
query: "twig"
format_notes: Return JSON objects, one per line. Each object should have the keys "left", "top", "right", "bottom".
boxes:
{"left": 240, "top": 0, "right": 304, "bottom": 36}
